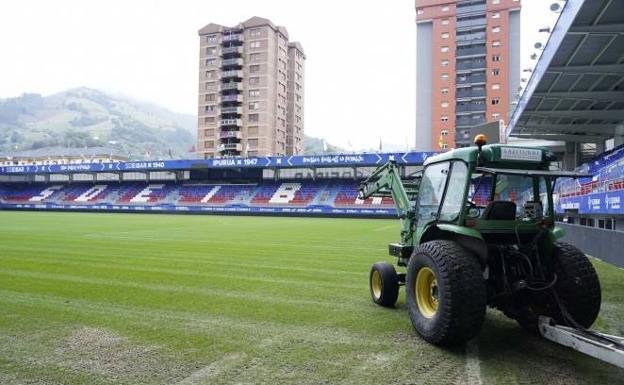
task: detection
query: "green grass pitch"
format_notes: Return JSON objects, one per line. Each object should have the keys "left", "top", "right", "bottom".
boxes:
{"left": 0, "top": 211, "right": 623, "bottom": 385}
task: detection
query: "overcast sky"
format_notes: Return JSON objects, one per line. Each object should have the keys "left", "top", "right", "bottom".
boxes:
{"left": 0, "top": 0, "right": 558, "bottom": 149}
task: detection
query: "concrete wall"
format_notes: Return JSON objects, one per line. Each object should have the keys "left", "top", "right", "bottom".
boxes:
{"left": 557, "top": 222, "right": 624, "bottom": 268}
{"left": 415, "top": 21, "right": 433, "bottom": 151}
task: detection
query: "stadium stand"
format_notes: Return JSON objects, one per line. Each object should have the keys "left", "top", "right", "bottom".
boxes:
{"left": 0, "top": 180, "right": 397, "bottom": 215}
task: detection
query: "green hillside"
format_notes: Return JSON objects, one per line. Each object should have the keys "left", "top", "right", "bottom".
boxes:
{"left": 0, "top": 88, "right": 196, "bottom": 160}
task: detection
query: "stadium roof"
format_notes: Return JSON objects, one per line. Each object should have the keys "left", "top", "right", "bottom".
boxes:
{"left": 506, "top": 0, "right": 624, "bottom": 143}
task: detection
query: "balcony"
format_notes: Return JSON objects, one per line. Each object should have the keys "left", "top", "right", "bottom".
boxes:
{"left": 456, "top": 3, "right": 486, "bottom": 15}
{"left": 220, "top": 118, "right": 243, "bottom": 127}
{"left": 221, "top": 46, "right": 243, "bottom": 56}
{"left": 456, "top": 89, "right": 486, "bottom": 99}
{"left": 222, "top": 58, "right": 243, "bottom": 67}
{"left": 456, "top": 115, "right": 486, "bottom": 128}
{"left": 222, "top": 34, "right": 243, "bottom": 43}
{"left": 455, "top": 103, "right": 486, "bottom": 113}
{"left": 456, "top": 17, "right": 486, "bottom": 29}
{"left": 218, "top": 143, "right": 243, "bottom": 151}
{"left": 220, "top": 94, "right": 243, "bottom": 103}
{"left": 221, "top": 82, "right": 243, "bottom": 91}
{"left": 456, "top": 73, "right": 486, "bottom": 85}
{"left": 220, "top": 106, "right": 243, "bottom": 115}
{"left": 456, "top": 60, "right": 487, "bottom": 71}
{"left": 456, "top": 46, "right": 486, "bottom": 58}
{"left": 222, "top": 70, "right": 243, "bottom": 79}
{"left": 220, "top": 131, "right": 243, "bottom": 139}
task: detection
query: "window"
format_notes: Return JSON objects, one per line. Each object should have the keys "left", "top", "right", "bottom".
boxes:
{"left": 250, "top": 28, "right": 261, "bottom": 37}
{"left": 441, "top": 73, "right": 449, "bottom": 80}
{"left": 248, "top": 102, "right": 259, "bottom": 110}
{"left": 492, "top": 112, "right": 500, "bottom": 119}
{"left": 441, "top": 101, "right": 449, "bottom": 108}
{"left": 492, "top": 0, "right": 500, "bottom": 4}
{"left": 417, "top": 161, "right": 450, "bottom": 225}
{"left": 492, "top": 26, "right": 501, "bottom": 33}
{"left": 441, "top": 18, "right": 450, "bottom": 25}
{"left": 492, "top": 55, "right": 501, "bottom": 62}
{"left": 492, "top": 40, "right": 501, "bottom": 47}
{"left": 250, "top": 41, "right": 261, "bottom": 49}
{"left": 440, "top": 162, "right": 469, "bottom": 221}
{"left": 441, "top": 46, "right": 449, "bottom": 53}
{"left": 492, "top": 68, "right": 500, "bottom": 75}
{"left": 205, "top": 93, "right": 216, "bottom": 102}
{"left": 203, "top": 117, "right": 215, "bottom": 124}
{"left": 492, "top": 83, "right": 500, "bottom": 90}
{"left": 206, "top": 35, "right": 217, "bottom": 43}
{"left": 441, "top": 88, "right": 449, "bottom": 95}
{"left": 206, "top": 70, "right": 216, "bottom": 79}
{"left": 248, "top": 113, "right": 259, "bottom": 122}
{"left": 441, "top": 59, "right": 449, "bottom": 66}
{"left": 249, "top": 77, "right": 260, "bottom": 85}
{"left": 205, "top": 82, "right": 216, "bottom": 91}
{"left": 441, "top": 32, "right": 449, "bottom": 39}
{"left": 249, "top": 89, "right": 260, "bottom": 97}
{"left": 441, "top": 143, "right": 448, "bottom": 149}
{"left": 250, "top": 64, "right": 260, "bottom": 73}
{"left": 206, "top": 47, "right": 217, "bottom": 55}
{"left": 417, "top": 8, "right": 424, "bottom": 15}
{"left": 491, "top": 97, "right": 500, "bottom": 105}
{"left": 441, "top": 129, "right": 449, "bottom": 136}
{"left": 205, "top": 58, "right": 216, "bottom": 66}
{"left": 441, "top": 116, "right": 449, "bottom": 122}
{"left": 492, "top": 12, "right": 500, "bottom": 18}
{"left": 249, "top": 53, "right": 260, "bottom": 62}
{"left": 204, "top": 105, "right": 215, "bottom": 112}
{"left": 441, "top": 5, "right": 449, "bottom": 11}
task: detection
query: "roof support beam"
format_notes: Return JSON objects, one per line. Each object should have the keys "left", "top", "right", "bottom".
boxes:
{"left": 531, "top": 91, "right": 624, "bottom": 102}
{"left": 512, "top": 134, "right": 608, "bottom": 143}
{"left": 568, "top": 23, "right": 624, "bottom": 34}
{"left": 516, "top": 124, "right": 616, "bottom": 134}
{"left": 521, "top": 109, "right": 624, "bottom": 120}
{"left": 546, "top": 64, "right": 624, "bottom": 75}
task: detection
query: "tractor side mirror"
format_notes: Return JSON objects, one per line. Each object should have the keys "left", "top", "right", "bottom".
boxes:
{"left": 467, "top": 207, "right": 480, "bottom": 218}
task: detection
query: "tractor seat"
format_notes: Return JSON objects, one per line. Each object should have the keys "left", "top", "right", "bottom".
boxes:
{"left": 482, "top": 201, "right": 517, "bottom": 220}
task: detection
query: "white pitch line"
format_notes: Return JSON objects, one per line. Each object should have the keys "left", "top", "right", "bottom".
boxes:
{"left": 177, "top": 353, "right": 244, "bottom": 385}
{"left": 465, "top": 339, "right": 482, "bottom": 385}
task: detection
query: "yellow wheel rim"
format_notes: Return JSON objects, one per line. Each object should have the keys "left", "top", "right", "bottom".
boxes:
{"left": 415, "top": 267, "right": 438, "bottom": 318}
{"left": 371, "top": 270, "right": 382, "bottom": 300}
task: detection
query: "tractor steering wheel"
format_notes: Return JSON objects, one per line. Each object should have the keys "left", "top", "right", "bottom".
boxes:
{"left": 465, "top": 200, "right": 480, "bottom": 218}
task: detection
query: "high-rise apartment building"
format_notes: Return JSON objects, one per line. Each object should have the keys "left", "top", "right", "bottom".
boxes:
{"left": 197, "top": 17, "right": 305, "bottom": 158}
{"left": 415, "top": 0, "right": 521, "bottom": 151}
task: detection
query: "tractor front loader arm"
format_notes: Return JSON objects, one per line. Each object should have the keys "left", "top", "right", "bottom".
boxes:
{"left": 358, "top": 159, "right": 413, "bottom": 219}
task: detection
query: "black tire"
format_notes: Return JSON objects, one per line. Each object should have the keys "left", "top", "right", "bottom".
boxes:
{"left": 513, "top": 242, "right": 601, "bottom": 331}
{"left": 406, "top": 240, "right": 486, "bottom": 346}
{"left": 552, "top": 242, "right": 601, "bottom": 328}
{"left": 369, "top": 262, "right": 399, "bottom": 307}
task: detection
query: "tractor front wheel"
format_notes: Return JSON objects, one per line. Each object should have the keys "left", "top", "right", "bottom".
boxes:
{"left": 369, "top": 262, "right": 399, "bottom": 307}
{"left": 406, "top": 240, "right": 486, "bottom": 345}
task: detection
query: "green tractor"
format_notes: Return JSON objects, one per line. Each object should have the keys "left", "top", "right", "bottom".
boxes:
{"left": 359, "top": 136, "right": 602, "bottom": 346}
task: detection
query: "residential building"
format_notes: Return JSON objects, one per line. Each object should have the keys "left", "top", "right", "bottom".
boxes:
{"left": 197, "top": 17, "right": 305, "bottom": 158}
{"left": 415, "top": 0, "right": 521, "bottom": 150}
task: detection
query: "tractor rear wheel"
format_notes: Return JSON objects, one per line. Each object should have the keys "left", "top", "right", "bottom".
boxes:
{"left": 514, "top": 242, "right": 601, "bottom": 331}
{"left": 406, "top": 240, "right": 486, "bottom": 345}
{"left": 369, "top": 262, "right": 399, "bottom": 307}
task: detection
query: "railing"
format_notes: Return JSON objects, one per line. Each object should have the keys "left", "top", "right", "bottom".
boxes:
{"left": 221, "top": 70, "right": 243, "bottom": 78}
{"left": 456, "top": 74, "right": 486, "bottom": 84}
{"left": 221, "top": 95, "right": 243, "bottom": 103}
{"left": 456, "top": 17, "right": 486, "bottom": 29}
{"left": 222, "top": 34, "right": 243, "bottom": 42}
{"left": 220, "top": 106, "right": 243, "bottom": 114}
{"left": 220, "top": 119, "right": 242, "bottom": 126}
{"left": 456, "top": 103, "right": 486, "bottom": 113}
{"left": 220, "top": 143, "right": 242, "bottom": 151}
{"left": 456, "top": 89, "right": 486, "bottom": 98}
{"left": 222, "top": 58, "right": 243, "bottom": 67}
{"left": 220, "top": 131, "right": 242, "bottom": 139}
{"left": 221, "top": 82, "right": 242, "bottom": 91}
{"left": 456, "top": 60, "right": 487, "bottom": 71}
{"left": 221, "top": 46, "right": 243, "bottom": 55}
{"left": 456, "top": 46, "right": 486, "bottom": 58}
{"left": 456, "top": 3, "right": 486, "bottom": 15}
